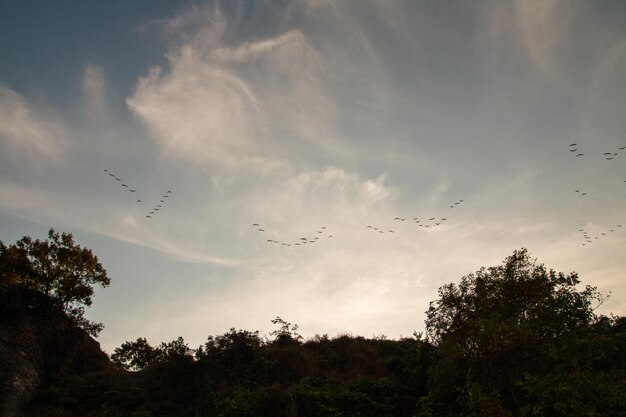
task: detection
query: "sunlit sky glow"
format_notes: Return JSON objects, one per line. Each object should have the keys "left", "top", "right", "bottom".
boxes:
{"left": 1, "top": 0, "right": 625, "bottom": 353}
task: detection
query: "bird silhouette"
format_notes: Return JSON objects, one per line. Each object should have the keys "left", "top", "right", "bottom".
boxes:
{"left": 137, "top": 200, "right": 142, "bottom": 203}
{"left": 576, "top": 153, "right": 584, "bottom": 157}
{"left": 569, "top": 143, "right": 577, "bottom": 146}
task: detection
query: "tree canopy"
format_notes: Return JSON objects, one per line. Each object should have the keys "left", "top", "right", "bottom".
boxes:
{"left": 0, "top": 228, "right": 109, "bottom": 336}
{"left": 420, "top": 248, "right": 622, "bottom": 416}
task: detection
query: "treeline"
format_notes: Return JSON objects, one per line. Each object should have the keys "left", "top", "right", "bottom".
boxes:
{"left": 2, "top": 231, "right": 625, "bottom": 416}
{"left": 27, "top": 328, "right": 427, "bottom": 417}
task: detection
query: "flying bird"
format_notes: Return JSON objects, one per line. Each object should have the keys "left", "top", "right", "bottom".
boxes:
{"left": 569, "top": 143, "right": 577, "bottom": 146}
{"left": 252, "top": 223, "right": 259, "bottom": 226}
{"left": 569, "top": 149, "right": 577, "bottom": 152}
{"left": 429, "top": 217, "right": 436, "bottom": 220}
{"left": 137, "top": 200, "right": 142, "bottom": 203}
{"left": 258, "top": 229, "right": 264, "bottom": 232}
{"left": 145, "top": 215, "right": 152, "bottom": 219}
{"left": 130, "top": 189, "right": 136, "bottom": 192}
{"left": 576, "top": 153, "right": 584, "bottom": 157}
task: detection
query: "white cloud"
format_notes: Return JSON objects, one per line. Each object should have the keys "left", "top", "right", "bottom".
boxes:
{"left": 82, "top": 65, "right": 110, "bottom": 120}
{"left": 0, "top": 85, "right": 69, "bottom": 164}
{"left": 514, "top": 0, "right": 586, "bottom": 76}
{"left": 127, "top": 4, "right": 337, "bottom": 165}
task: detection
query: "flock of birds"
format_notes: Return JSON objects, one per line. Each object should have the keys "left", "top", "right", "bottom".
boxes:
{"left": 102, "top": 140, "right": 623, "bottom": 250}
{"left": 103, "top": 169, "right": 174, "bottom": 220}
{"left": 251, "top": 199, "right": 467, "bottom": 248}
{"left": 249, "top": 142, "right": 625, "bottom": 250}
{"left": 566, "top": 143, "right": 626, "bottom": 247}
{"left": 568, "top": 142, "right": 626, "bottom": 161}
{"left": 252, "top": 224, "right": 333, "bottom": 247}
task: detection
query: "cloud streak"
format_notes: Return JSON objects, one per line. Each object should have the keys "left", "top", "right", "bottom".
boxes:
{"left": 0, "top": 85, "right": 69, "bottom": 166}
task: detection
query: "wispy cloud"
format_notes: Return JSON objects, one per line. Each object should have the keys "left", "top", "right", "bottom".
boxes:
{"left": 127, "top": 3, "right": 338, "bottom": 165}
{"left": 0, "top": 85, "right": 69, "bottom": 165}
{"left": 514, "top": 0, "right": 588, "bottom": 77}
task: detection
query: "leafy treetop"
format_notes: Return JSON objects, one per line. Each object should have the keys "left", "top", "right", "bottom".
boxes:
{"left": 0, "top": 228, "right": 110, "bottom": 336}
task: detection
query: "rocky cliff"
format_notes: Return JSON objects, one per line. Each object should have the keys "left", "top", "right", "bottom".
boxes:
{"left": 0, "top": 287, "right": 111, "bottom": 417}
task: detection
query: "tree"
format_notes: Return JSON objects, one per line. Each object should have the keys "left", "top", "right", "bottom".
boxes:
{"left": 421, "top": 248, "right": 610, "bottom": 416}
{"left": 0, "top": 228, "right": 110, "bottom": 336}
{"left": 111, "top": 337, "right": 159, "bottom": 372}
{"left": 270, "top": 316, "right": 303, "bottom": 345}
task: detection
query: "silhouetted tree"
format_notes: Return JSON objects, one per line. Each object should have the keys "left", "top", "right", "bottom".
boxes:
{"left": 0, "top": 228, "right": 109, "bottom": 336}
{"left": 111, "top": 337, "right": 159, "bottom": 371}
{"left": 271, "top": 316, "right": 303, "bottom": 345}
{"left": 420, "top": 248, "right": 614, "bottom": 416}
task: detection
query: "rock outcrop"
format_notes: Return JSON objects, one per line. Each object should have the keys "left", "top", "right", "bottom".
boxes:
{"left": 0, "top": 287, "right": 111, "bottom": 417}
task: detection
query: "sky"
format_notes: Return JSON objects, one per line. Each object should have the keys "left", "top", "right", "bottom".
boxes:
{"left": 1, "top": 0, "right": 625, "bottom": 354}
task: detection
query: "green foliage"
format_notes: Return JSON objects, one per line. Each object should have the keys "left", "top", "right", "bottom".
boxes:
{"left": 14, "top": 247, "right": 626, "bottom": 416}
{"left": 0, "top": 228, "right": 109, "bottom": 336}
{"left": 420, "top": 248, "right": 623, "bottom": 416}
